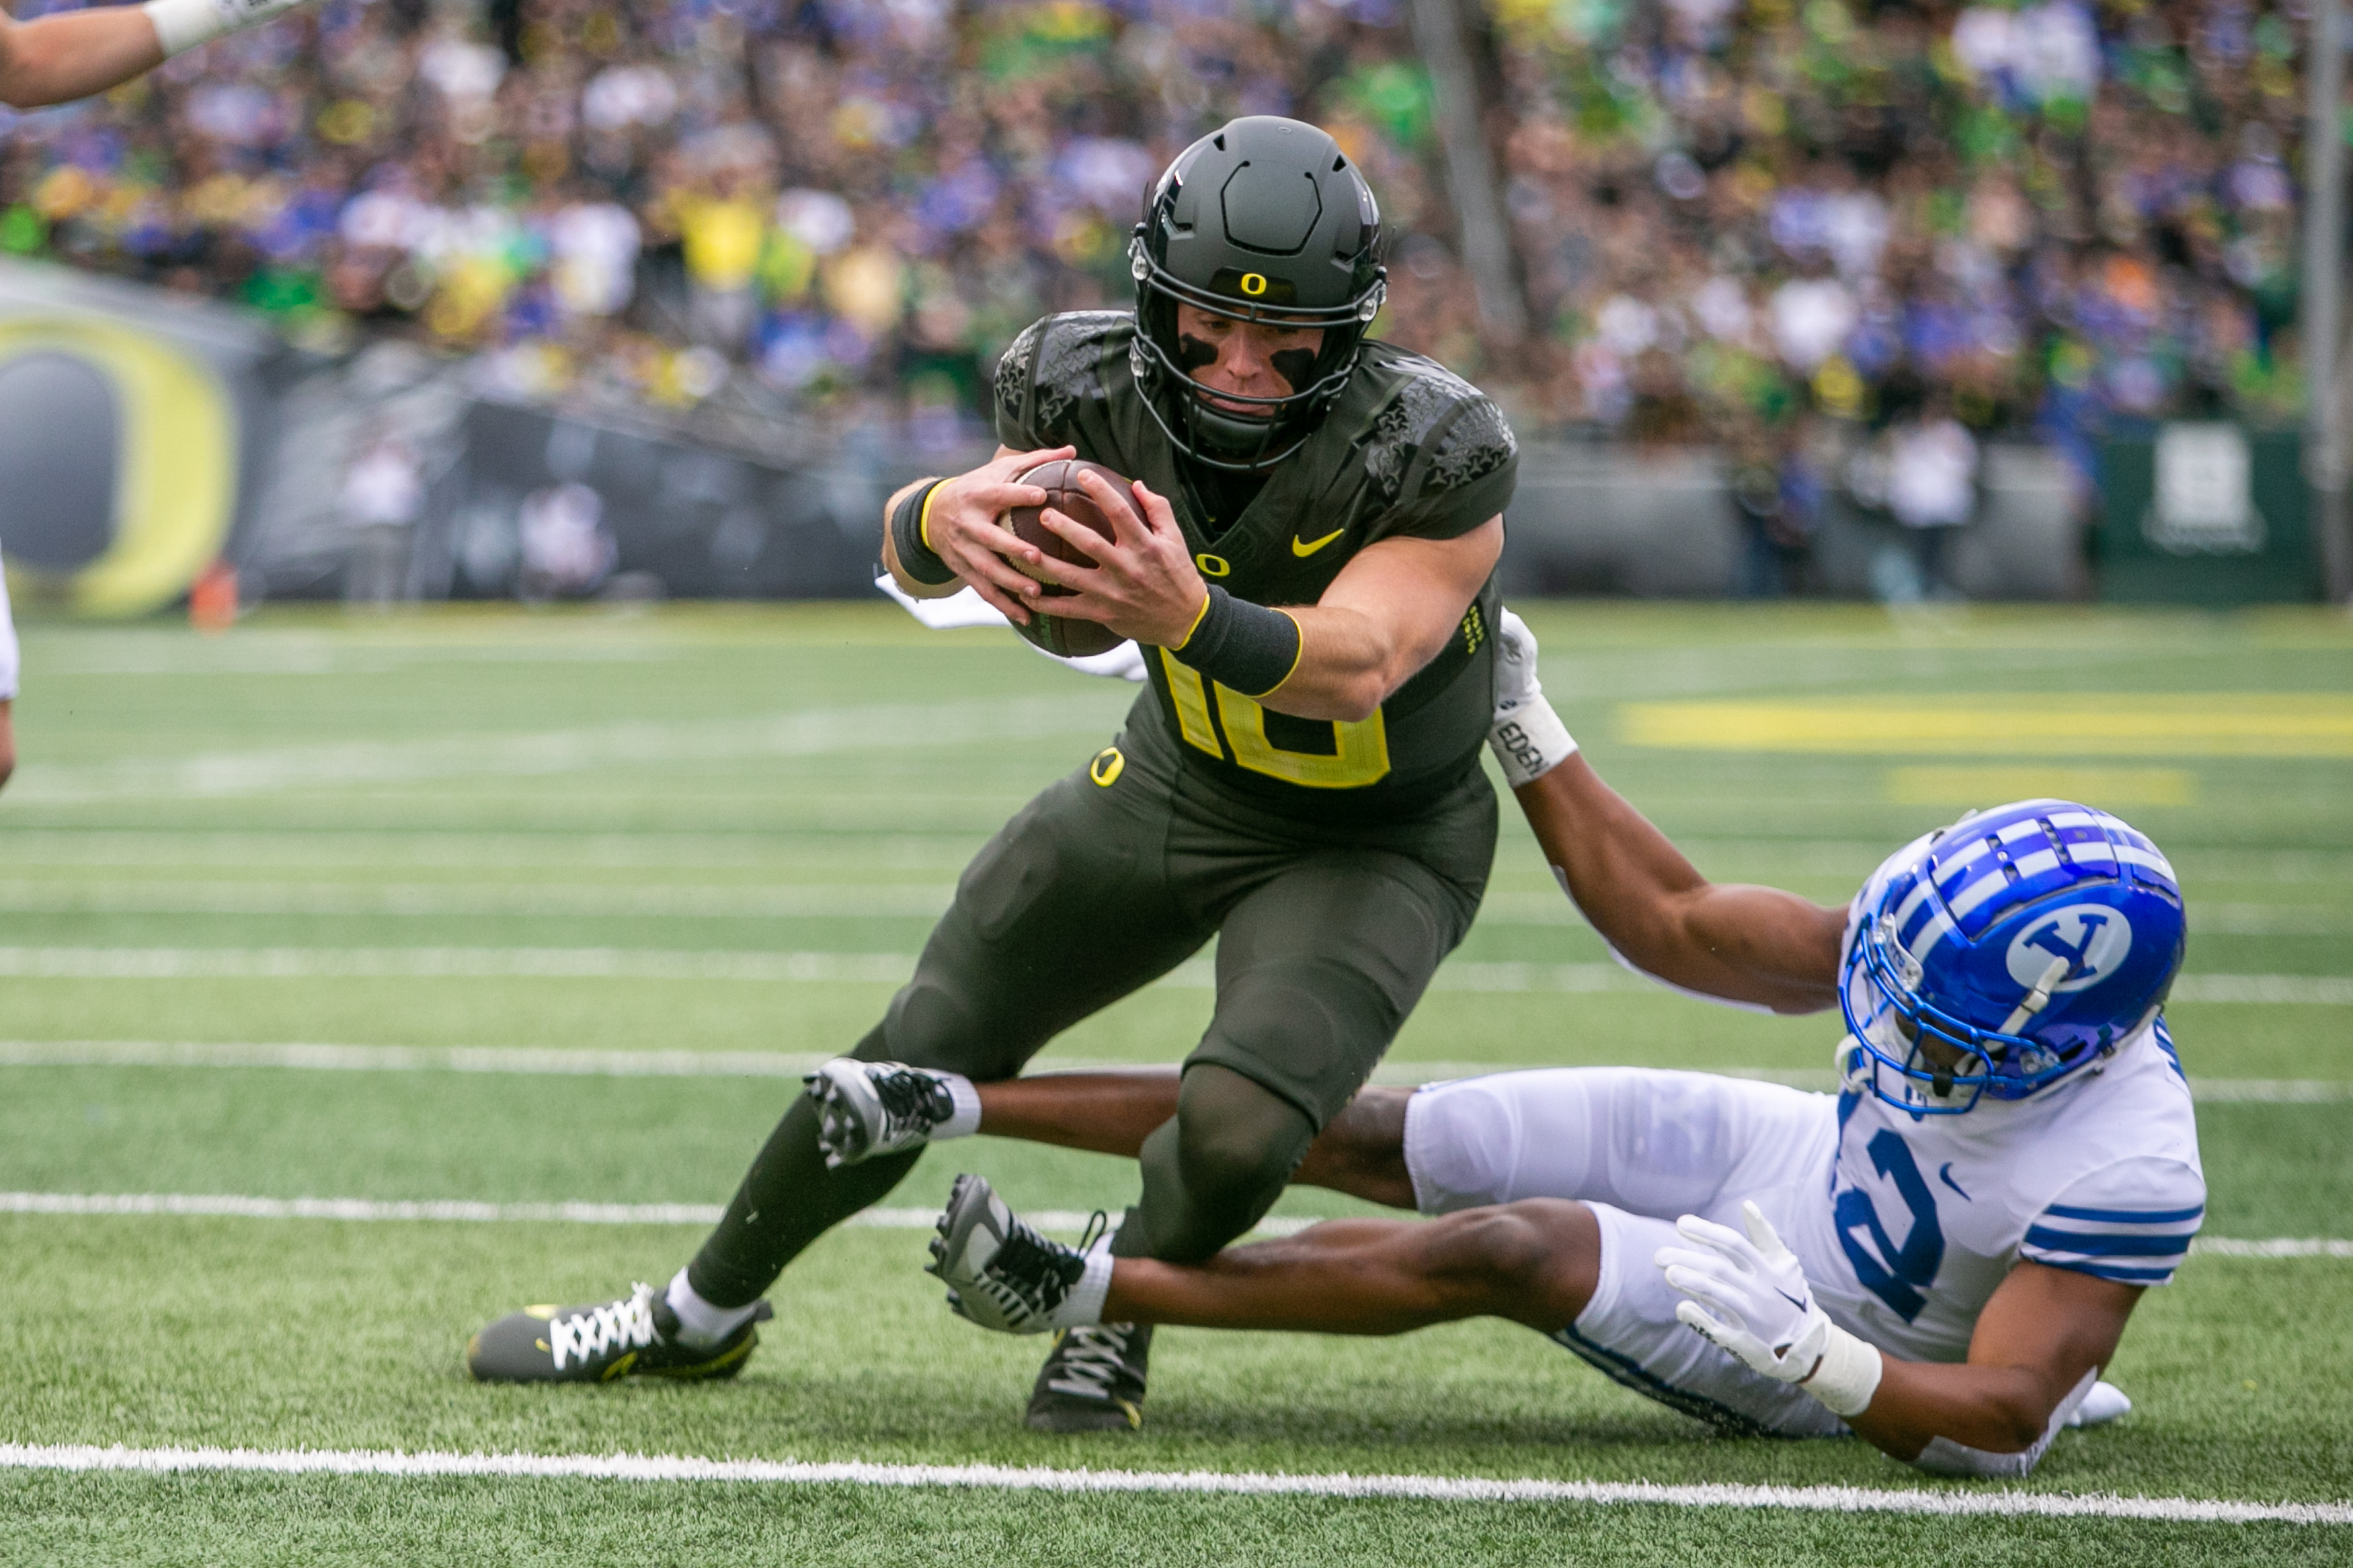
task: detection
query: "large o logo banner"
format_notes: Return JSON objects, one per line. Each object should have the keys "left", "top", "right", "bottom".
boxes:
{"left": 0, "top": 317, "right": 236, "bottom": 616}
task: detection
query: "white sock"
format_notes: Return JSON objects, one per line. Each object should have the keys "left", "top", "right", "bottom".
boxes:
{"left": 664, "top": 1268, "right": 763, "bottom": 1349}
{"left": 938, "top": 1071, "right": 983, "bottom": 1140}
{"left": 1049, "top": 1229, "right": 1117, "bottom": 1329}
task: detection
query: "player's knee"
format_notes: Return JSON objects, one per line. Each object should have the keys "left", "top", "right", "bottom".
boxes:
{"left": 1173, "top": 1068, "right": 1313, "bottom": 1206}
{"left": 1174, "top": 1105, "right": 1310, "bottom": 1204}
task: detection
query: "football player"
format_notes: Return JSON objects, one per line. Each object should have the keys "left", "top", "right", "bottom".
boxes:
{"left": 0, "top": 0, "right": 317, "bottom": 109}
{"left": 467, "top": 117, "right": 1522, "bottom": 1432}
{"left": 906, "top": 618, "right": 2198, "bottom": 1476}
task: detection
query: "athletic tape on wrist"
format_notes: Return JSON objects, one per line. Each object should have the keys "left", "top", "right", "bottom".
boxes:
{"left": 1170, "top": 585, "right": 1301, "bottom": 698}
{"left": 1488, "top": 695, "right": 1577, "bottom": 788}
{"left": 1800, "top": 1323, "right": 1883, "bottom": 1417}
{"left": 143, "top": 0, "right": 291, "bottom": 56}
{"left": 889, "top": 480, "right": 957, "bottom": 586}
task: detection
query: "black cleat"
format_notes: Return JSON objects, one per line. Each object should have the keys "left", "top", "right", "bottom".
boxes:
{"left": 1025, "top": 1321, "right": 1152, "bottom": 1433}
{"left": 466, "top": 1282, "right": 773, "bottom": 1383}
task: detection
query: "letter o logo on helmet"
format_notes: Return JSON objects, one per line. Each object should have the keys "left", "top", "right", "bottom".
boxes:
{"left": 1239, "top": 273, "right": 1268, "bottom": 296}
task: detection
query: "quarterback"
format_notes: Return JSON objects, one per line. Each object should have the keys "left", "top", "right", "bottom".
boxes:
{"left": 0, "top": 0, "right": 319, "bottom": 109}
{"left": 887, "top": 621, "right": 2198, "bottom": 1475}
{"left": 468, "top": 116, "right": 1521, "bottom": 1432}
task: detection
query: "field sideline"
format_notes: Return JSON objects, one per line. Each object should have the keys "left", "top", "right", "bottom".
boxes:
{"left": 1, "top": 600, "right": 2348, "bottom": 1566}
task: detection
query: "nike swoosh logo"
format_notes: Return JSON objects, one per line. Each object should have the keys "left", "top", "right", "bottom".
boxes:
{"left": 1940, "top": 1162, "right": 1972, "bottom": 1201}
{"left": 1291, "top": 528, "right": 1345, "bottom": 557}
{"left": 1775, "top": 1288, "right": 1810, "bottom": 1313}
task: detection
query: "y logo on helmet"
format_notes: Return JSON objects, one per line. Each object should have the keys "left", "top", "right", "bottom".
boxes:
{"left": 2005, "top": 905, "right": 2135, "bottom": 992}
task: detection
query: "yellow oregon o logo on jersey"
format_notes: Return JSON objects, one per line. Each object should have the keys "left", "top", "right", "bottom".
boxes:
{"left": 1195, "top": 553, "right": 1230, "bottom": 577}
{"left": 0, "top": 318, "right": 236, "bottom": 616}
{"left": 1090, "top": 746, "right": 1125, "bottom": 786}
{"left": 1239, "top": 273, "right": 1269, "bottom": 297}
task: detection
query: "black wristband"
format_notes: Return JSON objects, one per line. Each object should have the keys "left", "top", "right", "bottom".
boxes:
{"left": 1170, "top": 585, "right": 1302, "bottom": 698}
{"left": 889, "top": 479, "right": 957, "bottom": 586}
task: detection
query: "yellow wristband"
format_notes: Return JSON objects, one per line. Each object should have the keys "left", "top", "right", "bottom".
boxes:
{"left": 918, "top": 481, "right": 947, "bottom": 554}
{"left": 1172, "top": 591, "right": 1212, "bottom": 652}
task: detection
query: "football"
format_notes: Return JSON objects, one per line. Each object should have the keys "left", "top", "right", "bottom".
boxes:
{"left": 1003, "top": 458, "right": 1136, "bottom": 659}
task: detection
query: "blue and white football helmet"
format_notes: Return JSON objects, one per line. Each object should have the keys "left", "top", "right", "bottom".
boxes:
{"left": 1839, "top": 800, "right": 2186, "bottom": 1115}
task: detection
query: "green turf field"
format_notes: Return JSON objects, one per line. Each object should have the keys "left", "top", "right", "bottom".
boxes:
{"left": 1, "top": 600, "right": 2348, "bottom": 1565}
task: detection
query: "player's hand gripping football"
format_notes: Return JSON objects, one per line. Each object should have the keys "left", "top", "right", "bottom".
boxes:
{"left": 1655, "top": 1200, "right": 1880, "bottom": 1415}
{"left": 918, "top": 445, "right": 1076, "bottom": 624}
{"left": 1025, "top": 467, "right": 1209, "bottom": 649}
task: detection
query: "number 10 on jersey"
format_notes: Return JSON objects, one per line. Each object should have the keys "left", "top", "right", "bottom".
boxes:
{"left": 1158, "top": 649, "right": 1391, "bottom": 790}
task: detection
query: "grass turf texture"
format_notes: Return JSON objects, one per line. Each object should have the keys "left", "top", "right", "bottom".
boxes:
{"left": 2, "top": 601, "right": 2348, "bottom": 1564}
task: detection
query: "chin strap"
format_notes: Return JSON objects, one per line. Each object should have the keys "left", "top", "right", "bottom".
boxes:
{"left": 1997, "top": 954, "right": 2073, "bottom": 1036}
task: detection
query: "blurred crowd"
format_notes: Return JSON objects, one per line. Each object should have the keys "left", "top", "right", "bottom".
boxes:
{"left": 0, "top": 0, "right": 2323, "bottom": 493}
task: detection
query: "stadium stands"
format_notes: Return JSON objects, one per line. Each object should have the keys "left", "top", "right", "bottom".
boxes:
{"left": 0, "top": 0, "right": 2317, "bottom": 497}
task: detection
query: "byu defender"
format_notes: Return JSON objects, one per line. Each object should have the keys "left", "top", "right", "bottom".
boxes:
{"left": 879, "top": 621, "right": 2195, "bottom": 1473}
{"left": 467, "top": 117, "right": 1519, "bottom": 1432}
{"left": 0, "top": 0, "right": 321, "bottom": 109}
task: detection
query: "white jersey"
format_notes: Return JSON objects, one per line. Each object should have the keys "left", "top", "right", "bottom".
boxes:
{"left": 1788, "top": 1016, "right": 2206, "bottom": 1365}
{"left": 1404, "top": 1030, "right": 2204, "bottom": 1447}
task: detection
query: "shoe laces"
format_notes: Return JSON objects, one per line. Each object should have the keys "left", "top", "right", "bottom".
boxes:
{"left": 989, "top": 1221, "right": 1086, "bottom": 1311}
{"left": 1046, "top": 1321, "right": 1135, "bottom": 1399}
{"left": 873, "top": 1067, "right": 953, "bottom": 1126}
{"left": 547, "top": 1282, "right": 660, "bottom": 1372}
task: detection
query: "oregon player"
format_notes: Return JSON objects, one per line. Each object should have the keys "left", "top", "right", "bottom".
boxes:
{"left": 465, "top": 116, "right": 1519, "bottom": 1434}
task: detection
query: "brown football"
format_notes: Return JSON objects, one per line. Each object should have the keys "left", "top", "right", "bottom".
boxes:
{"left": 1004, "top": 458, "right": 1136, "bottom": 658}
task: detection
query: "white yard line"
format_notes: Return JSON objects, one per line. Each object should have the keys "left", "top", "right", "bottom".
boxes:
{"left": 0, "top": 1441, "right": 2342, "bottom": 1524}
{"left": 0, "top": 1192, "right": 1310, "bottom": 1237}
{"left": 1, "top": 946, "right": 2346, "bottom": 1004}
{"left": 0, "top": 1191, "right": 2334, "bottom": 1255}
{"left": 0, "top": 879, "right": 2339, "bottom": 933}
{"left": 0, "top": 881, "right": 961, "bottom": 919}
{"left": 1, "top": 697, "right": 1127, "bottom": 804}
{"left": 3, "top": 1038, "right": 2346, "bottom": 1102}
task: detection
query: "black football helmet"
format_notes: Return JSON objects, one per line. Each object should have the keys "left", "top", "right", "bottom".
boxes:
{"left": 1128, "top": 116, "right": 1387, "bottom": 472}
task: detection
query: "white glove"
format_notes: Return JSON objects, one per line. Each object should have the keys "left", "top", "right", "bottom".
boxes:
{"left": 1656, "top": 1200, "right": 1882, "bottom": 1417}
{"left": 142, "top": 0, "right": 314, "bottom": 57}
{"left": 1486, "top": 608, "right": 1576, "bottom": 788}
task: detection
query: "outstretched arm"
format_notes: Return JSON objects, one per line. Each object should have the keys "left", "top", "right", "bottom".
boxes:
{"left": 0, "top": 0, "right": 317, "bottom": 110}
{"left": 0, "top": 8, "right": 161, "bottom": 108}
{"left": 1515, "top": 755, "right": 1844, "bottom": 1014}
{"left": 1486, "top": 611, "right": 1842, "bottom": 1014}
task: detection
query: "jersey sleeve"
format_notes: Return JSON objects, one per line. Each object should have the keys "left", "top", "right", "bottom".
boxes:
{"left": 990, "top": 318, "right": 1049, "bottom": 450}
{"left": 2020, "top": 1157, "right": 2206, "bottom": 1286}
{"left": 1363, "top": 382, "right": 1519, "bottom": 544}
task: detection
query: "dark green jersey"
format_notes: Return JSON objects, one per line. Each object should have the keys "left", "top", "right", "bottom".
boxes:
{"left": 994, "top": 311, "right": 1518, "bottom": 821}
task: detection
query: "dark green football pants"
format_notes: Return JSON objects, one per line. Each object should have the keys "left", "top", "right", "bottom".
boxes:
{"left": 688, "top": 716, "right": 1495, "bottom": 1303}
